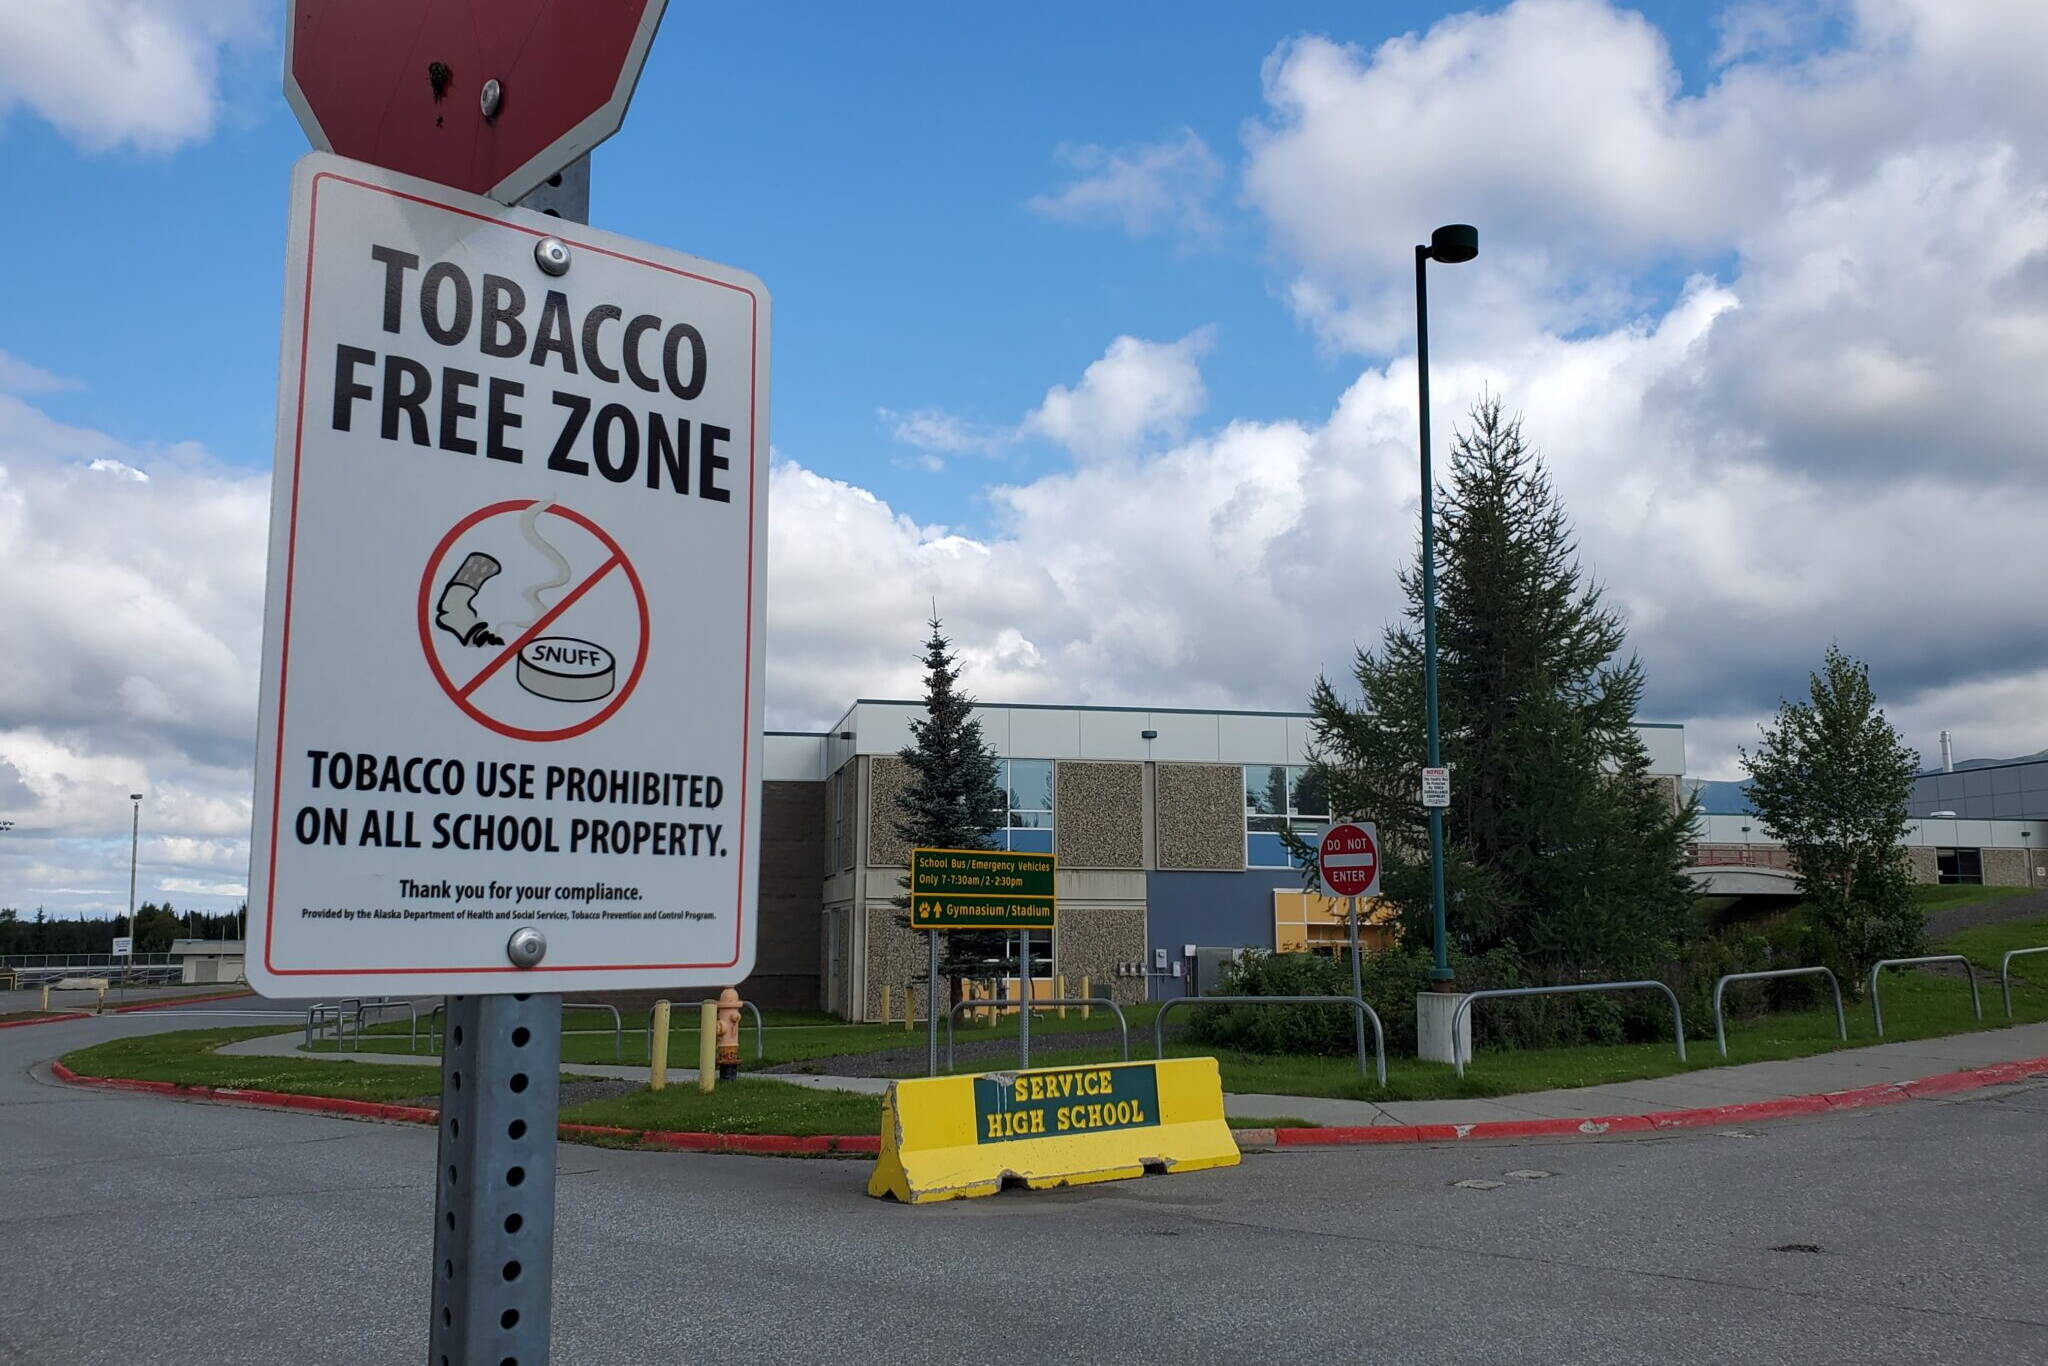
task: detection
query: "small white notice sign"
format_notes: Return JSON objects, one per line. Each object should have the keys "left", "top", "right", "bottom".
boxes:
{"left": 248, "top": 154, "right": 768, "bottom": 997}
{"left": 1421, "top": 767, "right": 1451, "bottom": 808}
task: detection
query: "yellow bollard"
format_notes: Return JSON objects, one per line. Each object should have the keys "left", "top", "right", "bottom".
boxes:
{"left": 698, "top": 998, "right": 717, "bottom": 1093}
{"left": 1081, "top": 976, "right": 1091, "bottom": 1020}
{"left": 649, "top": 1000, "right": 671, "bottom": 1091}
{"left": 40, "top": 985, "right": 49, "bottom": 1013}
{"left": 1057, "top": 975, "right": 1067, "bottom": 1020}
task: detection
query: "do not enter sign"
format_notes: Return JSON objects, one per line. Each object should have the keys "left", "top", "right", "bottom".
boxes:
{"left": 1318, "top": 821, "right": 1381, "bottom": 899}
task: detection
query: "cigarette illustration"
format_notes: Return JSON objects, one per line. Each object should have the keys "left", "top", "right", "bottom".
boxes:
{"left": 429, "top": 502, "right": 619, "bottom": 705}
{"left": 434, "top": 552, "right": 506, "bottom": 647}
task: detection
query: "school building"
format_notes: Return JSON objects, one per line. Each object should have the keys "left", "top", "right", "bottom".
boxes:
{"left": 748, "top": 699, "right": 1689, "bottom": 1019}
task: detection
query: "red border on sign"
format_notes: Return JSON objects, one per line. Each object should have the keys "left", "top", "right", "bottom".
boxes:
{"left": 416, "top": 501, "right": 650, "bottom": 743}
{"left": 260, "top": 168, "right": 760, "bottom": 980}
{"left": 1318, "top": 821, "right": 1379, "bottom": 898}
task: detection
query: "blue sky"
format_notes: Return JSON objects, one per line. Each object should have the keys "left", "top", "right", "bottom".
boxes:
{"left": 3, "top": 0, "right": 2046, "bottom": 918}
{"left": 11, "top": 1, "right": 1733, "bottom": 530}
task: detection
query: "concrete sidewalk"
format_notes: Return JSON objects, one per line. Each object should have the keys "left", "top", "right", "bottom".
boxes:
{"left": 219, "top": 1019, "right": 2048, "bottom": 1125}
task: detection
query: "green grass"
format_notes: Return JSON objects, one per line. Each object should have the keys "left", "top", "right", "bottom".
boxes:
{"left": 1911, "top": 884, "right": 2033, "bottom": 912}
{"left": 1224, "top": 1116, "right": 1319, "bottom": 1129}
{"left": 60, "top": 1027, "right": 888, "bottom": 1137}
{"left": 1940, "top": 914, "right": 2048, "bottom": 982}
{"left": 557, "top": 1078, "right": 881, "bottom": 1136}
{"left": 62, "top": 1027, "right": 443, "bottom": 1104}
{"left": 333, "top": 1001, "right": 1166, "bottom": 1069}
{"left": 978, "top": 970, "right": 2048, "bottom": 1102}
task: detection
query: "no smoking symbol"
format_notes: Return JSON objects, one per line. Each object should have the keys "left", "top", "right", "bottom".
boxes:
{"left": 417, "top": 500, "right": 649, "bottom": 742}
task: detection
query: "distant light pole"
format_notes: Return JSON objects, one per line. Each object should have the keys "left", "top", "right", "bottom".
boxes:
{"left": 1416, "top": 223, "right": 1477, "bottom": 985}
{"left": 2023, "top": 829, "right": 2034, "bottom": 888}
{"left": 127, "top": 793, "right": 143, "bottom": 949}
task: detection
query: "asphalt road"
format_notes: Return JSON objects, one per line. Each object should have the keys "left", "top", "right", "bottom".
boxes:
{"left": 4, "top": 1009, "right": 2044, "bottom": 1365}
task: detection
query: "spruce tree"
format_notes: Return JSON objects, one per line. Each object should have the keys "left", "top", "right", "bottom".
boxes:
{"left": 892, "top": 616, "right": 1008, "bottom": 976}
{"left": 1742, "top": 646, "right": 1922, "bottom": 984}
{"left": 1305, "top": 397, "right": 1696, "bottom": 978}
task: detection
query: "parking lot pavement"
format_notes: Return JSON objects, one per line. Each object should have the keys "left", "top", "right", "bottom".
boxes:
{"left": 5, "top": 1012, "right": 2045, "bottom": 1364}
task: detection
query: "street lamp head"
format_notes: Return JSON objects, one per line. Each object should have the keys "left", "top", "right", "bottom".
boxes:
{"left": 1427, "top": 224, "right": 1478, "bottom": 264}
{"left": 129, "top": 792, "right": 144, "bottom": 802}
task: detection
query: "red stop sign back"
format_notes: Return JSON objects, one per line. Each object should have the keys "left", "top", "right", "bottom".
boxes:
{"left": 1318, "top": 821, "right": 1381, "bottom": 898}
{"left": 285, "top": 0, "right": 668, "bottom": 203}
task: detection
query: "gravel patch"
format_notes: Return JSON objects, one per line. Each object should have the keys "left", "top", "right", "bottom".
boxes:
{"left": 1927, "top": 889, "right": 2048, "bottom": 941}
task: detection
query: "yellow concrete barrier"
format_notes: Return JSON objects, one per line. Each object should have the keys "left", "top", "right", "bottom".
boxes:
{"left": 867, "top": 1057, "right": 1239, "bottom": 1205}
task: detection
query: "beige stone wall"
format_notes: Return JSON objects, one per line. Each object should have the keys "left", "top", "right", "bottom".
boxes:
{"left": 1907, "top": 846, "right": 1939, "bottom": 884}
{"left": 1984, "top": 847, "right": 2031, "bottom": 887}
{"left": 862, "top": 903, "right": 928, "bottom": 1022}
{"left": 1653, "top": 774, "right": 1681, "bottom": 815}
{"left": 1056, "top": 762, "right": 1143, "bottom": 868}
{"left": 867, "top": 754, "right": 913, "bottom": 869}
{"left": 1055, "top": 906, "right": 1148, "bottom": 1007}
{"left": 1157, "top": 763, "right": 1245, "bottom": 870}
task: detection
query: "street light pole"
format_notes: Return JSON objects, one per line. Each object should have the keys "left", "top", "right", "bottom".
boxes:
{"left": 127, "top": 793, "right": 143, "bottom": 945}
{"left": 1415, "top": 224, "right": 1476, "bottom": 986}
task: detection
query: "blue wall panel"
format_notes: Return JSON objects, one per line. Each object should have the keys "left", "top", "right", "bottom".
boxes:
{"left": 1143, "top": 870, "right": 1300, "bottom": 999}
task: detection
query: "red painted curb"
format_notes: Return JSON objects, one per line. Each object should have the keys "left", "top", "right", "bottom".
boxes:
{"left": 50, "top": 1053, "right": 2048, "bottom": 1156}
{"left": 0, "top": 990, "right": 254, "bottom": 1029}
{"left": 0, "top": 1013, "right": 88, "bottom": 1030}
{"left": 50, "top": 1062, "right": 880, "bottom": 1157}
{"left": 109, "top": 990, "right": 258, "bottom": 1014}
{"left": 1262, "top": 1054, "right": 2048, "bottom": 1147}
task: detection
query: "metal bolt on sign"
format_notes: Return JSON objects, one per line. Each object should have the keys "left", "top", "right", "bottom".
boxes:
{"left": 534, "top": 237, "right": 571, "bottom": 276}
{"left": 506, "top": 927, "right": 547, "bottom": 968}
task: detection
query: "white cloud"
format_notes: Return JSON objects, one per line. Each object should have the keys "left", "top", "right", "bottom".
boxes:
{"left": 0, "top": 350, "right": 78, "bottom": 395}
{"left": 0, "top": 389, "right": 266, "bottom": 916}
{"left": 877, "top": 407, "right": 1011, "bottom": 469}
{"left": 0, "top": 0, "right": 266, "bottom": 153}
{"left": 1027, "top": 129, "right": 1224, "bottom": 245}
{"left": 1023, "top": 329, "right": 1213, "bottom": 462}
{"left": 1243, "top": 0, "right": 2048, "bottom": 351}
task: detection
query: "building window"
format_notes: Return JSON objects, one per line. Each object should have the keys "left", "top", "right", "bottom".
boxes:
{"left": 1937, "top": 847, "right": 1983, "bottom": 885}
{"left": 1002, "top": 759, "right": 1054, "bottom": 853}
{"left": 829, "top": 768, "right": 848, "bottom": 870}
{"left": 1246, "top": 765, "right": 1329, "bottom": 868}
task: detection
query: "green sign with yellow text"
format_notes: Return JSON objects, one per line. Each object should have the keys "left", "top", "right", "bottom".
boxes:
{"left": 909, "top": 847, "right": 1056, "bottom": 930}
{"left": 974, "top": 1064, "right": 1159, "bottom": 1144}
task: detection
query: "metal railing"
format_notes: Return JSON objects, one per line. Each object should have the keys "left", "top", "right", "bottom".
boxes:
{"left": 945, "top": 998, "right": 1129, "bottom": 1075}
{"left": 1712, "top": 966, "right": 1845, "bottom": 1058}
{"left": 1452, "top": 981, "right": 1685, "bottom": 1079}
{"left": 642, "top": 999, "right": 764, "bottom": 1065}
{"left": 1868, "top": 955, "right": 1981, "bottom": 1037}
{"left": 562, "top": 1002, "right": 623, "bottom": 1062}
{"left": 2000, "top": 947, "right": 2048, "bottom": 1020}
{"left": 1154, "top": 994, "right": 1385, "bottom": 1088}
{"left": 306, "top": 997, "right": 417, "bottom": 1052}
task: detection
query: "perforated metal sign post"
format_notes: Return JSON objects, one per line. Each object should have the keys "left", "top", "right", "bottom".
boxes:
{"left": 430, "top": 991, "right": 562, "bottom": 1364}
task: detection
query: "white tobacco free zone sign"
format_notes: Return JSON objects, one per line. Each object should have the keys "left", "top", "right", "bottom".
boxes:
{"left": 247, "top": 153, "right": 768, "bottom": 996}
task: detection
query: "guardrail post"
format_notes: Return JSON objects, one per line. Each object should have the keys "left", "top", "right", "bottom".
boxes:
{"left": 649, "top": 1000, "right": 670, "bottom": 1091}
{"left": 1999, "top": 946, "right": 2048, "bottom": 1020}
{"left": 1711, "top": 967, "right": 1845, "bottom": 1058}
{"left": 697, "top": 999, "right": 716, "bottom": 1093}
{"left": 1452, "top": 981, "right": 1685, "bottom": 1079}
{"left": 1868, "top": 955, "right": 1982, "bottom": 1038}
{"left": 1151, "top": 995, "right": 1385, "bottom": 1088}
